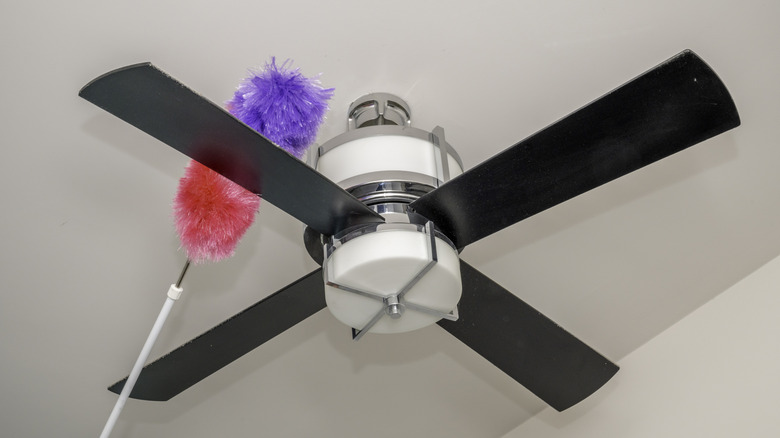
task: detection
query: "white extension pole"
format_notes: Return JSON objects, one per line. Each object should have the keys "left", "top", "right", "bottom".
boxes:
{"left": 99, "top": 260, "right": 190, "bottom": 438}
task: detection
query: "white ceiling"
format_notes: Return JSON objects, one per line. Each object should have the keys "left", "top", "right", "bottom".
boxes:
{"left": 2, "top": 1, "right": 779, "bottom": 436}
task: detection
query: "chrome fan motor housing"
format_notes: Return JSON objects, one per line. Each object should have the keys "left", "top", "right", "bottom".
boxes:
{"left": 304, "top": 93, "right": 465, "bottom": 336}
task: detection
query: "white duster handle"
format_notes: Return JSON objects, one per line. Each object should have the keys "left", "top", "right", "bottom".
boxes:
{"left": 99, "top": 283, "right": 183, "bottom": 438}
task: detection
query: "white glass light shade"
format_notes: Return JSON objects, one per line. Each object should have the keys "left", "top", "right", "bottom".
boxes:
{"left": 317, "top": 134, "right": 463, "bottom": 186}
{"left": 324, "top": 228, "right": 461, "bottom": 334}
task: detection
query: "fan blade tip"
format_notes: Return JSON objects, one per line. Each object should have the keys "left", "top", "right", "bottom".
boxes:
{"left": 106, "top": 384, "right": 171, "bottom": 402}
{"left": 545, "top": 358, "right": 619, "bottom": 411}
{"left": 106, "top": 381, "right": 123, "bottom": 395}
{"left": 551, "top": 371, "right": 620, "bottom": 412}
{"left": 79, "top": 62, "right": 156, "bottom": 98}
{"left": 578, "top": 360, "right": 620, "bottom": 406}
{"left": 107, "top": 376, "right": 173, "bottom": 401}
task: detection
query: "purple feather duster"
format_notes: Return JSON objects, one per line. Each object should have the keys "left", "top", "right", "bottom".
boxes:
{"left": 227, "top": 58, "right": 334, "bottom": 158}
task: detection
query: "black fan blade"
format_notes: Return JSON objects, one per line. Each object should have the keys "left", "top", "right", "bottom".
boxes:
{"left": 411, "top": 50, "right": 740, "bottom": 249}
{"left": 79, "top": 63, "right": 382, "bottom": 236}
{"left": 109, "top": 269, "right": 325, "bottom": 401}
{"left": 438, "top": 261, "right": 618, "bottom": 411}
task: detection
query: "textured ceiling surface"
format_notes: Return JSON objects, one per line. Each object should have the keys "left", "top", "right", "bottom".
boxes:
{"left": 2, "top": 1, "right": 779, "bottom": 437}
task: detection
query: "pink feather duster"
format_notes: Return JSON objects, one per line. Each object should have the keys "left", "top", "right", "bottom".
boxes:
{"left": 173, "top": 161, "right": 260, "bottom": 263}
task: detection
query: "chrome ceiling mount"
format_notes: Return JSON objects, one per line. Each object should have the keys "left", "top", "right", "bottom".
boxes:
{"left": 348, "top": 93, "right": 412, "bottom": 130}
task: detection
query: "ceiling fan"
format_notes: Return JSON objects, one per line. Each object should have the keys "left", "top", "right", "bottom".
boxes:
{"left": 79, "top": 49, "right": 740, "bottom": 412}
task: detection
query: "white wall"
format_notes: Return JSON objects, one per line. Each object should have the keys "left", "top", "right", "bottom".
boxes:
{"left": 504, "top": 252, "right": 780, "bottom": 437}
